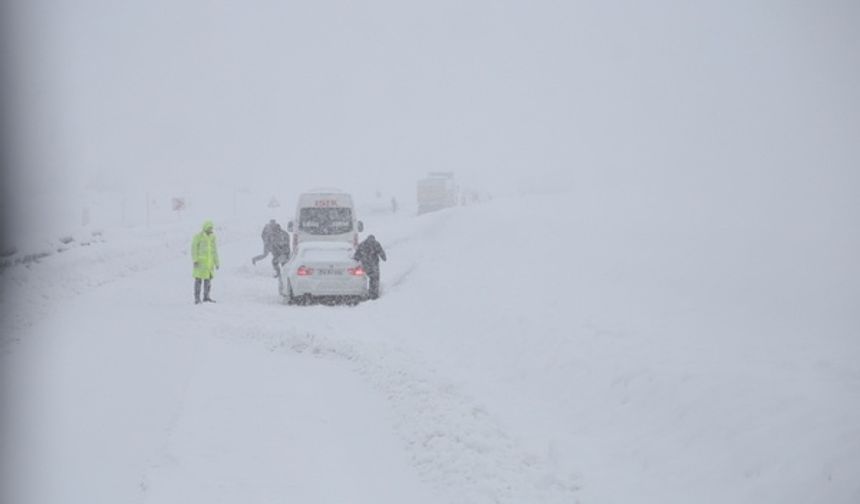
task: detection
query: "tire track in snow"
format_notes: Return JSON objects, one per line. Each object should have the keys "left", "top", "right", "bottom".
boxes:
{"left": 214, "top": 319, "right": 581, "bottom": 504}
{"left": 369, "top": 208, "right": 454, "bottom": 299}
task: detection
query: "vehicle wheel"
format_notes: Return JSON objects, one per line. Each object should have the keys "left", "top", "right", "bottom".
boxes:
{"left": 286, "top": 281, "right": 296, "bottom": 305}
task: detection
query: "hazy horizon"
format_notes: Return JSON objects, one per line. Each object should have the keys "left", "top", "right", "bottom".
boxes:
{"left": 3, "top": 0, "right": 859, "bottom": 238}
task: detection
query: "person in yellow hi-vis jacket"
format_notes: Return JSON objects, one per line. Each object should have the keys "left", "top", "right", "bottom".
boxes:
{"left": 192, "top": 220, "right": 219, "bottom": 304}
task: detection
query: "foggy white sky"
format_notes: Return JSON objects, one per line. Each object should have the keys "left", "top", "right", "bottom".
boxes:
{"left": 4, "top": 0, "right": 860, "bottom": 231}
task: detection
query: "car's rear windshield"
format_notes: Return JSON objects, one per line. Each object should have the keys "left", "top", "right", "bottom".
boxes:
{"left": 299, "top": 207, "right": 353, "bottom": 235}
{"left": 300, "top": 248, "right": 353, "bottom": 262}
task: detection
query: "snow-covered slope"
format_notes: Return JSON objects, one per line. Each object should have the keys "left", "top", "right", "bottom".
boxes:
{"left": 2, "top": 191, "right": 859, "bottom": 504}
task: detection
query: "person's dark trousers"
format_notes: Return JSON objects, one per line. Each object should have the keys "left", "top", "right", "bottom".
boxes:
{"left": 271, "top": 253, "right": 289, "bottom": 277}
{"left": 252, "top": 245, "right": 271, "bottom": 265}
{"left": 194, "top": 278, "right": 213, "bottom": 303}
{"left": 368, "top": 271, "right": 380, "bottom": 299}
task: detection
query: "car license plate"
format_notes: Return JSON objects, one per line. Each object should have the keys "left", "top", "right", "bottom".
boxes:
{"left": 318, "top": 269, "right": 343, "bottom": 275}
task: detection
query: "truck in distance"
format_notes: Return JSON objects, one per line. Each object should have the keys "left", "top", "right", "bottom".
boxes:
{"left": 417, "top": 172, "right": 458, "bottom": 215}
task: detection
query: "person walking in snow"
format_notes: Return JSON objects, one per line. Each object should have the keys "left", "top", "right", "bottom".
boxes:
{"left": 192, "top": 220, "right": 220, "bottom": 304}
{"left": 353, "top": 234, "right": 387, "bottom": 299}
{"left": 252, "top": 219, "right": 279, "bottom": 265}
{"left": 269, "top": 225, "right": 291, "bottom": 277}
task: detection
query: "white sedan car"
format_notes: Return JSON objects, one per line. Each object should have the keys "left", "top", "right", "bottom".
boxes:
{"left": 279, "top": 241, "right": 368, "bottom": 304}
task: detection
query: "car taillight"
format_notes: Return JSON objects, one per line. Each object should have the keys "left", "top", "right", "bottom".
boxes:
{"left": 348, "top": 266, "right": 365, "bottom": 276}
{"left": 297, "top": 266, "right": 313, "bottom": 276}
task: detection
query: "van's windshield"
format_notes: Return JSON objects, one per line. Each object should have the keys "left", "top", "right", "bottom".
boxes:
{"left": 299, "top": 207, "right": 353, "bottom": 235}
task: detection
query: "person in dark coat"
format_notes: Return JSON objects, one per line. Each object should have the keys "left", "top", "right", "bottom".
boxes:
{"left": 353, "top": 234, "right": 387, "bottom": 299}
{"left": 270, "top": 226, "right": 291, "bottom": 277}
{"left": 252, "top": 219, "right": 279, "bottom": 265}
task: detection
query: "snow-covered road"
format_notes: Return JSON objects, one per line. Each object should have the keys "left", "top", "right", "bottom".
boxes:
{"left": 3, "top": 204, "right": 579, "bottom": 504}
{"left": 3, "top": 192, "right": 859, "bottom": 504}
